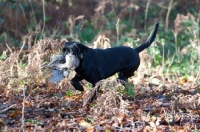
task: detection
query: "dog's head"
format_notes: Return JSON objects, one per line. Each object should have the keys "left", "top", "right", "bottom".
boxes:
{"left": 61, "top": 42, "right": 87, "bottom": 70}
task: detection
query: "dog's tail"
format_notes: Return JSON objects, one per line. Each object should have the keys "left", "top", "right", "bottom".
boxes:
{"left": 135, "top": 23, "right": 159, "bottom": 53}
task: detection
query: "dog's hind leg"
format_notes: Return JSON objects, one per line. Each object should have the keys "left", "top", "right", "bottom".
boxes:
{"left": 117, "top": 73, "right": 135, "bottom": 100}
{"left": 70, "top": 75, "right": 84, "bottom": 91}
{"left": 117, "top": 72, "right": 133, "bottom": 81}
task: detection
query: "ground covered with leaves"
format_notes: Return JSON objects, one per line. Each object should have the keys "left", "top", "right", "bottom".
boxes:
{"left": 1, "top": 74, "right": 200, "bottom": 131}
{"left": 0, "top": 1, "right": 200, "bottom": 131}
{"left": 0, "top": 37, "right": 199, "bottom": 131}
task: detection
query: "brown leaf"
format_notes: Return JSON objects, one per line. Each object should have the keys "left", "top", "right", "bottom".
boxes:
{"left": 0, "top": 118, "right": 5, "bottom": 127}
{"left": 11, "top": 110, "right": 21, "bottom": 118}
{"left": 99, "top": 115, "right": 106, "bottom": 121}
{"left": 79, "top": 120, "right": 92, "bottom": 128}
{"left": 86, "top": 126, "right": 94, "bottom": 132}
{"left": 117, "top": 113, "right": 126, "bottom": 122}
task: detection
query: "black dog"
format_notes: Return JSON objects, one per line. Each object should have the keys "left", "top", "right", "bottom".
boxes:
{"left": 62, "top": 23, "right": 159, "bottom": 91}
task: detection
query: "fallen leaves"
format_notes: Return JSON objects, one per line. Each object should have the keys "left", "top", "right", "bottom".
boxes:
{"left": 176, "top": 93, "right": 200, "bottom": 110}
{"left": 0, "top": 76, "right": 200, "bottom": 131}
{"left": 79, "top": 120, "right": 92, "bottom": 128}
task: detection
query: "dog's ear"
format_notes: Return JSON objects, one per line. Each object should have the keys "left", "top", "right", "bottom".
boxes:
{"left": 77, "top": 44, "right": 87, "bottom": 59}
{"left": 62, "top": 47, "right": 67, "bottom": 53}
{"left": 62, "top": 42, "right": 87, "bottom": 59}
{"left": 63, "top": 42, "right": 70, "bottom": 53}
{"left": 63, "top": 42, "right": 79, "bottom": 53}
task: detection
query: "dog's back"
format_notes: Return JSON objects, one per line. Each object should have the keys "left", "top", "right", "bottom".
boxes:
{"left": 92, "top": 46, "right": 140, "bottom": 77}
{"left": 62, "top": 23, "right": 159, "bottom": 94}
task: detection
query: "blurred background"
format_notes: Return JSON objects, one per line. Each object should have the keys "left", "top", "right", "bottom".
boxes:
{"left": 0, "top": 0, "right": 200, "bottom": 77}
{"left": 1, "top": 1, "right": 200, "bottom": 131}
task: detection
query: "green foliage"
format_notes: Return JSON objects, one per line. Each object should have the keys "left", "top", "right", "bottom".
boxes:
{"left": 0, "top": 35, "right": 5, "bottom": 42}
{"left": 48, "top": 93, "right": 57, "bottom": 98}
{"left": 80, "top": 23, "right": 96, "bottom": 42}
{"left": 0, "top": 17, "right": 4, "bottom": 24}
{"left": 148, "top": 46, "right": 162, "bottom": 67}
{"left": 65, "top": 90, "right": 74, "bottom": 97}
{"left": 117, "top": 36, "right": 140, "bottom": 47}
{"left": 45, "top": 16, "right": 52, "bottom": 22}
{"left": 86, "top": 116, "right": 94, "bottom": 123}
{"left": 85, "top": 83, "right": 93, "bottom": 90}
{"left": 0, "top": 53, "right": 7, "bottom": 60}
{"left": 124, "top": 84, "right": 135, "bottom": 98}
{"left": 19, "top": 60, "right": 27, "bottom": 69}
{"left": 146, "top": 20, "right": 200, "bottom": 77}
{"left": 118, "top": 84, "right": 135, "bottom": 98}
{"left": 26, "top": 119, "right": 44, "bottom": 126}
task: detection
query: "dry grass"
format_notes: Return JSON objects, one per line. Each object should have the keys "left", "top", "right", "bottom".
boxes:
{"left": 0, "top": 1, "right": 200, "bottom": 131}
{"left": 0, "top": 38, "right": 63, "bottom": 88}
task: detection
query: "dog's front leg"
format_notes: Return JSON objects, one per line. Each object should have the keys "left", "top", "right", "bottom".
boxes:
{"left": 70, "top": 75, "right": 84, "bottom": 91}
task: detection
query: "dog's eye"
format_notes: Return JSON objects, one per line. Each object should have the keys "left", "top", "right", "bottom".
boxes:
{"left": 63, "top": 47, "right": 67, "bottom": 52}
{"left": 63, "top": 48, "right": 70, "bottom": 53}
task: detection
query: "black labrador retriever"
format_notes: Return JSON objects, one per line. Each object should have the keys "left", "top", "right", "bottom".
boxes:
{"left": 62, "top": 23, "right": 159, "bottom": 91}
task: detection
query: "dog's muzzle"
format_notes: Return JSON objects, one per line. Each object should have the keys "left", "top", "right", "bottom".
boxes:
{"left": 64, "top": 53, "right": 80, "bottom": 70}
{"left": 54, "top": 53, "right": 80, "bottom": 70}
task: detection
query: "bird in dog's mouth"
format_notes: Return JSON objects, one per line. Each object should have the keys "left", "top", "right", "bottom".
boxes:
{"left": 41, "top": 53, "right": 80, "bottom": 83}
